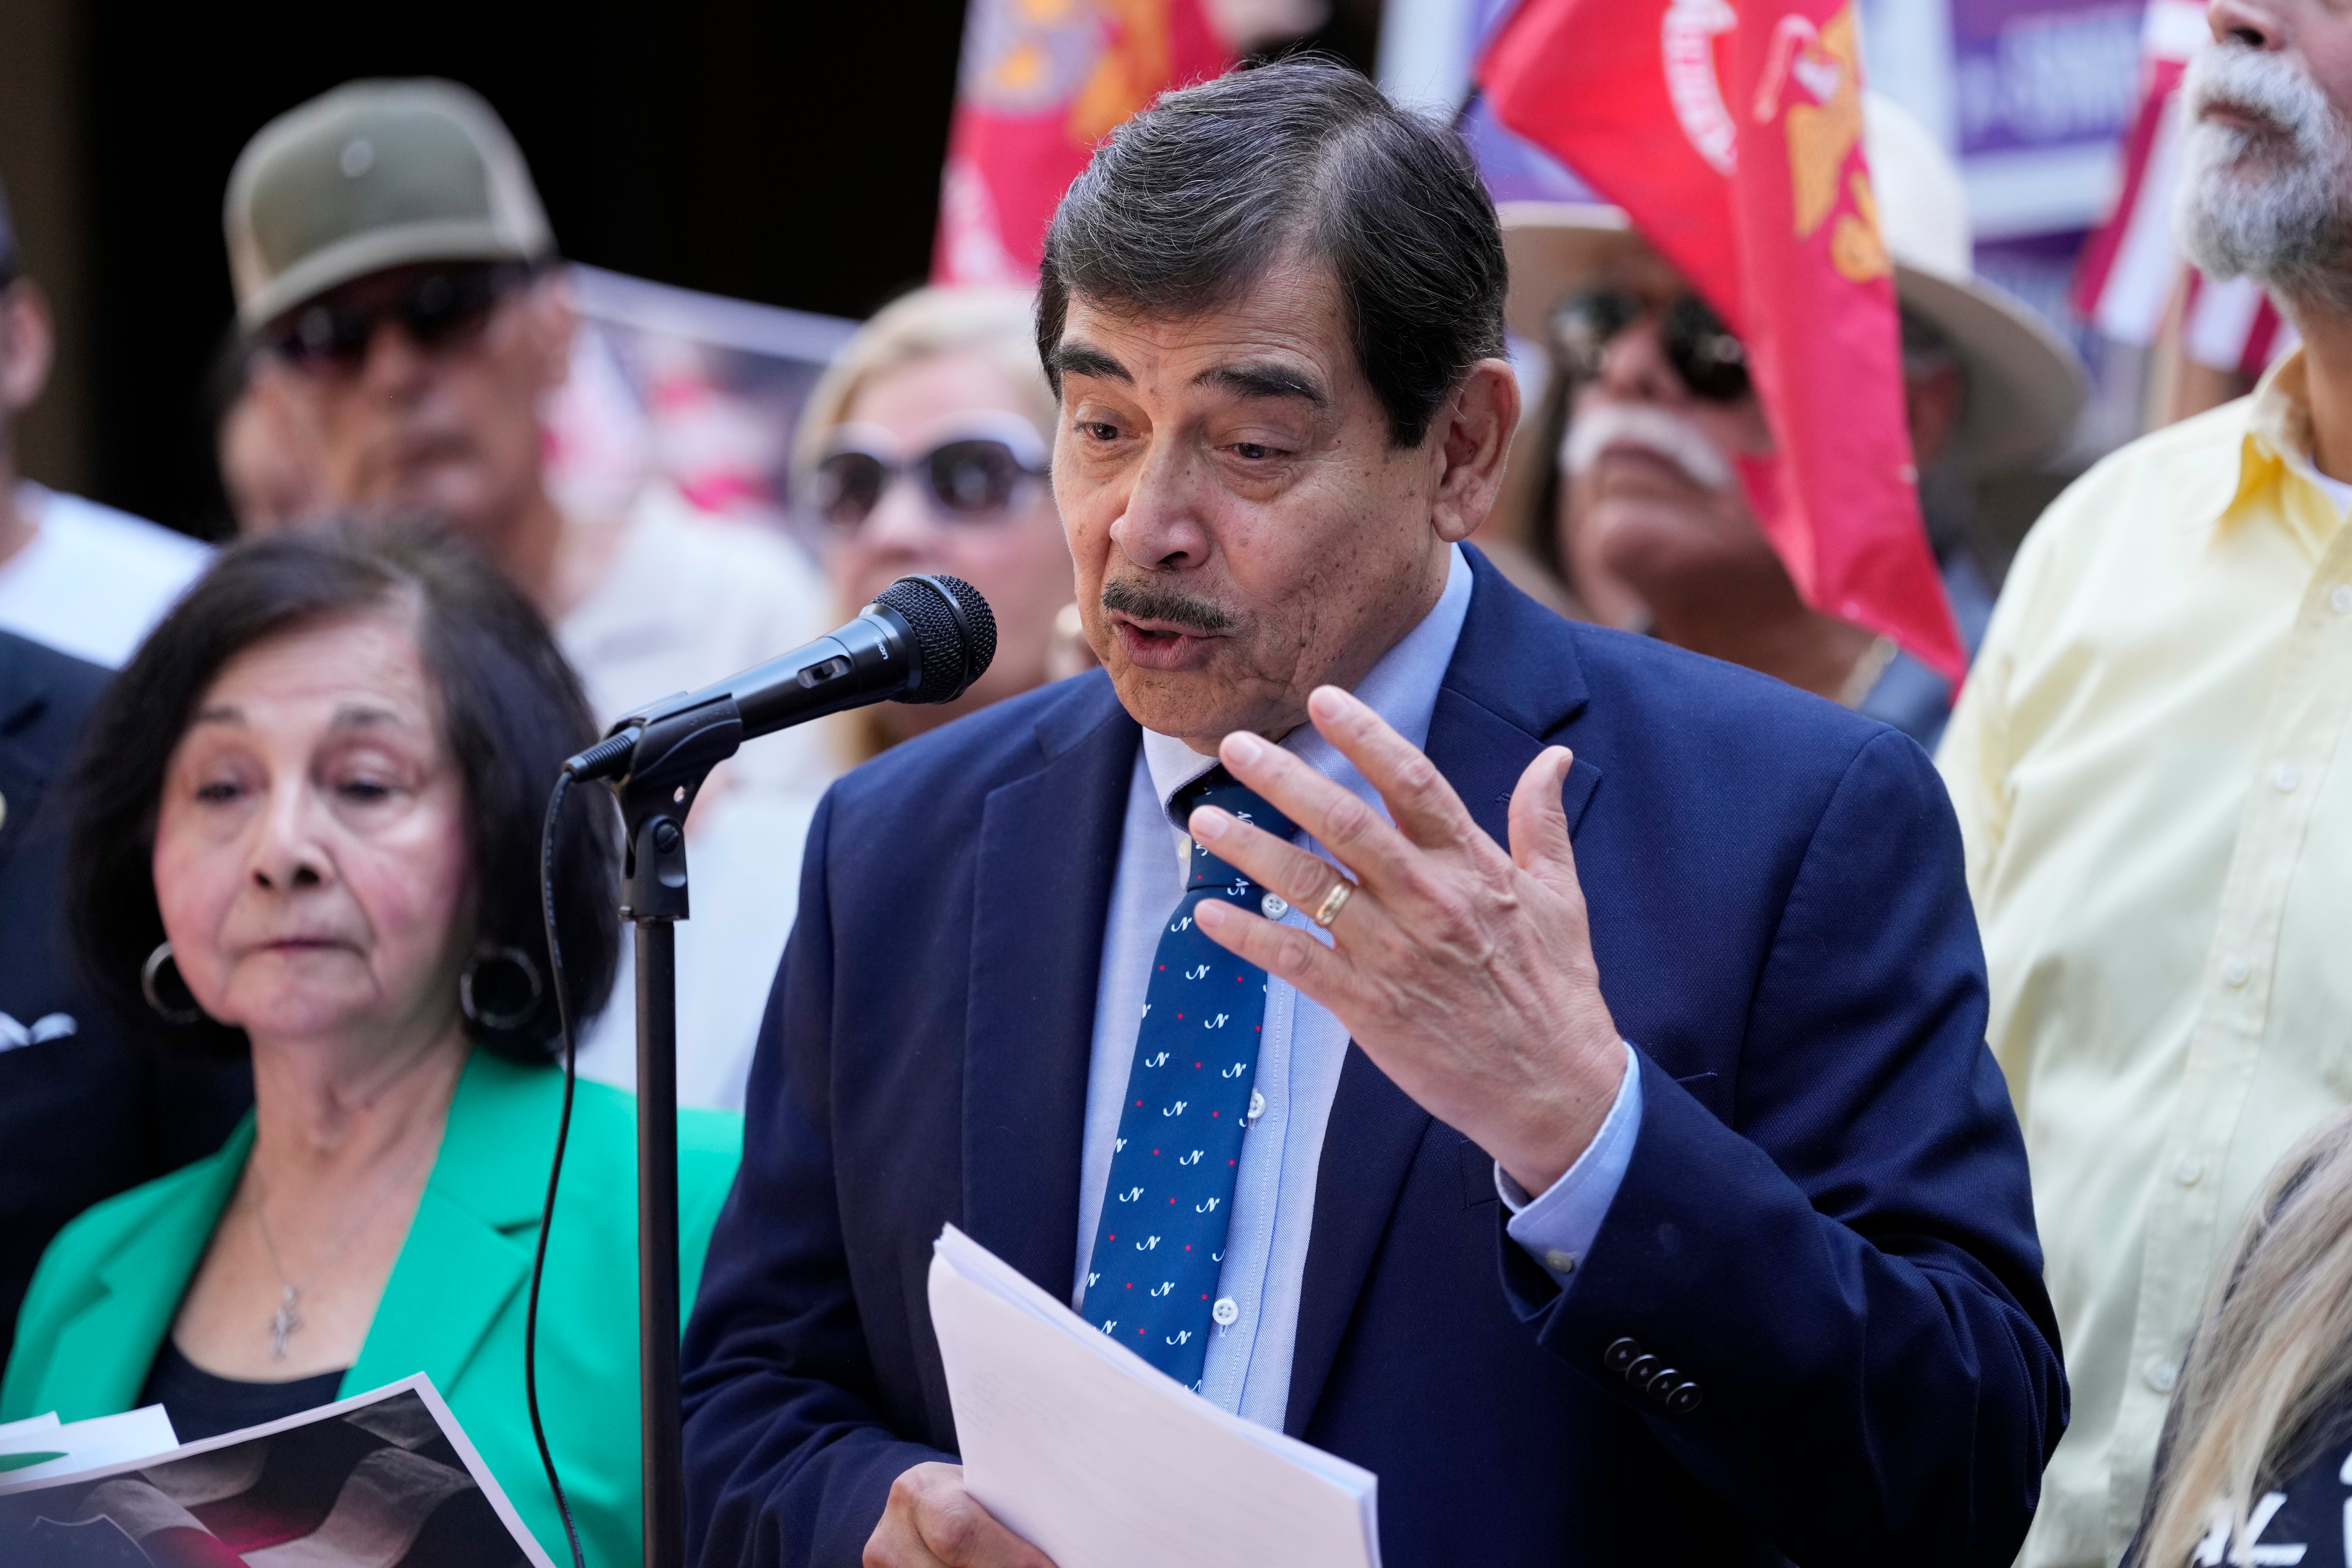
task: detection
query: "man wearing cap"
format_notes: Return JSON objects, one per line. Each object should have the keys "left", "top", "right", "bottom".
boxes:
{"left": 223, "top": 80, "right": 832, "bottom": 1110}
{"left": 0, "top": 178, "right": 212, "bottom": 668}
{"left": 1498, "top": 96, "right": 2085, "bottom": 751}
{"left": 1942, "top": 5, "right": 2352, "bottom": 1564}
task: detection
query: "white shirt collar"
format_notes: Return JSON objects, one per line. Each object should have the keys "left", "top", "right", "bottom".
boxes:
{"left": 1139, "top": 543, "right": 1475, "bottom": 847}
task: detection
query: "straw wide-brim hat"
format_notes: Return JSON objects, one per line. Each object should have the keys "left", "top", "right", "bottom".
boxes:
{"left": 1500, "top": 94, "right": 2089, "bottom": 477}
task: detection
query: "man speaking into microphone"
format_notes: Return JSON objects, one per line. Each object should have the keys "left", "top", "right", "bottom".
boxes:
{"left": 682, "top": 58, "right": 2062, "bottom": 1568}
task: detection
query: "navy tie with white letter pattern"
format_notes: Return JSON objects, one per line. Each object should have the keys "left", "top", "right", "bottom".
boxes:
{"left": 1081, "top": 767, "right": 1296, "bottom": 1388}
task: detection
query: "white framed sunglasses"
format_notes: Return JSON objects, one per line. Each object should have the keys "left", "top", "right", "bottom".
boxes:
{"left": 808, "top": 416, "right": 1051, "bottom": 533}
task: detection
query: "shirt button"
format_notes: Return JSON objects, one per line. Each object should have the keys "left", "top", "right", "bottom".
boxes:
{"left": 2146, "top": 1359, "right": 2178, "bottom": 1394}
{"left": 2273, "top": 763, "right": 2300, "bottom": 793}
{"left": 1543, "top": 1248, "right": 1577, "bottom": 1274}
{"left": 1211, "top": 1296, "right": 1239, "bottom": 1326}
{"left": 1247, "top": 1091, "right": 1266, "bottom": 1121}
{"left": 1260, "top": 892, "right": 1289, "bottom": 921}
{"left": 2222, "top": 957, "right": 2251, "bottom": 987}
{"left": 2176, "top": 1155, "right": 2206, "bottom": 1186}
{"left": 2333, "top": 584, "right": 2352, "bottom": 614}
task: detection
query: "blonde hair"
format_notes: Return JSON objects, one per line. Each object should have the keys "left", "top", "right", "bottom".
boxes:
{"left": 791, "top": 285, "right": 1054, "bottom": 483}
{"left": 2142, "top": 1109, "right": 2352, "bottom": 1566}
{"left": 798, "top": 286, "right": 1057, "bottom": 771}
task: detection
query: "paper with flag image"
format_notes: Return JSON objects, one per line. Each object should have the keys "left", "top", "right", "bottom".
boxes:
{"left": 935, "top": 0, "right": 1236, "bottom": 285}
{"left": 1479, "top": 0, "right": 1966, "bottom": 684}
{"left": 0, "top": 1375, "right": 553, "bottom": 1568}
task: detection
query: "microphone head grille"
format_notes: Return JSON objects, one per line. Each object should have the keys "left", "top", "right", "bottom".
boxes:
{"left": 876, "top": 574, "right": 997, "bottom": 704}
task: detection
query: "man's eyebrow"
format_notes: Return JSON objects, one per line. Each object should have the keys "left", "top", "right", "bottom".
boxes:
{"left": 1193, "top": 363, "right": 1329, "bottom": 407}
{"left": 1050, "top": 343, "right": 1131, "bottom": 384}
{"left": 190, "top": 705, "right": 244, "bottom": 728}
{"left": 328, "top": 705, "right": 405, "bottom": 731}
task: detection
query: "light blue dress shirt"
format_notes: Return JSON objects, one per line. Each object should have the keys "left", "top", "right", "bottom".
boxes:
{"left": 1072, "top": 544, "right": 1644, "bottom": 1428}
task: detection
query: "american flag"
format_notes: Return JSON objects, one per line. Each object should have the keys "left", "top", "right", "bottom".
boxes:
{"left": 2073, "top": 0, "right": 2297, "bottom": 378}
{"left": 2, "top": 1390, "right": 529, "bottom": 1568}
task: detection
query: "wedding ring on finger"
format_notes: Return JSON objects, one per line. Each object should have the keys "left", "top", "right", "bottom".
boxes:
{"left": 1312, "top": 879, "right": 1355, "bottom": 929}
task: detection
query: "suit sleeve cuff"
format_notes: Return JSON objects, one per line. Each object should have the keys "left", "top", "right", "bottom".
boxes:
{"left": 1495, "top": 1039, "right": 1642, "bottom": 1288}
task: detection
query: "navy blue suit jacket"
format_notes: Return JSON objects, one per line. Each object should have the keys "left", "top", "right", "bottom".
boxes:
{"left": 681, "top": 551, "right": 2065, "bottom": 1566}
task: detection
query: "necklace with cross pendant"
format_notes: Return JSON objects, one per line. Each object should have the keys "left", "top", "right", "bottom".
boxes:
{"left": 267, "top": 1285, "right": 303, "bottom": 1360}
{"left": 249, "top": 1155, "right": 421, "bottom": 1360}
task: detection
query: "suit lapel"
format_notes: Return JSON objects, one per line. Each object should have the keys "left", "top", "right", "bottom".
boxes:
{"left": 1286, "top": 550, "right": 1603, "bottom": 1435}
{"left": 37, "top": 1126, "right": 252, "bottom": 1421}
{"left": 345, "top": 1054, "right": 542, "bottom": 1400}
{"left": 962, "top": 678, "right": 1140, "bottom": 1300}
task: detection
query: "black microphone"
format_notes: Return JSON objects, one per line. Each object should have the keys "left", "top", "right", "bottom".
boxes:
{"left": 563, "top": 573, "right": 997, "bottom": 787}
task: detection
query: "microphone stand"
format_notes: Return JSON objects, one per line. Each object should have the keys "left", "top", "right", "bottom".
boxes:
{"left": 605, "top": 699, "right": 744, "bottom": 1568}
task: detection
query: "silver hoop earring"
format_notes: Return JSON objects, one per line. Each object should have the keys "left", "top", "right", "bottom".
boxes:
{"left": 461, "top": 945, "right": 544, "bottom": 1033}
{"left": 140, "top": 941, "right": 204, "bottom": 1024}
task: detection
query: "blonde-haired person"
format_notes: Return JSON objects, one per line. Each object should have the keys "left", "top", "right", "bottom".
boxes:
{"left": 795, "top": 286, "right": 1078, "bottom": 764}
{"left": 2131, "top": 1110, "right": 2352, "bottom": 1567}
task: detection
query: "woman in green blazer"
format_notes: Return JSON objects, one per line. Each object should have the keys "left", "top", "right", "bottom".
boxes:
{"left": 0, "top": 526, "right": 744, "bottom": 1568}
{"left": 4, "top": 1053, "right": 739, "bottom": 1566}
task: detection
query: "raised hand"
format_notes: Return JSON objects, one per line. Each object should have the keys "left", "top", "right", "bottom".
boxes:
{"left": 1188, "top": 685, "right": 1625, "bottom": 1195}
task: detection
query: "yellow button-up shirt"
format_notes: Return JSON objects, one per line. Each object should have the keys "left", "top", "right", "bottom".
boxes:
{"left": 1940, "top": 350, "right": 2352, "bottom": 1568}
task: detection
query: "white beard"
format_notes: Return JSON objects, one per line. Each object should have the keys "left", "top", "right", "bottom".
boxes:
{"left": 2177, "top": 44, "right": 2352, "bottom": 315}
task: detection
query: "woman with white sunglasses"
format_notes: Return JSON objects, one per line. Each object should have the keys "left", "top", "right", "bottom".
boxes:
{"left": 795, "top": 287, "right": 1078, "bottom": 764}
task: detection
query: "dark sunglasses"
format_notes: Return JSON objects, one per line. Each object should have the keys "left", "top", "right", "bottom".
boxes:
{"left": 812, "top": 425, "right": 1050, "bottom": 532}
{"left": 1551, "top": 286, "right": 1751, "bottom": 404}
{"left": 264, "top": 262, "right": 532, "bottom": 372}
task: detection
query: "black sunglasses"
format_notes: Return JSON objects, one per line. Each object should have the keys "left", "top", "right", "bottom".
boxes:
{"left": 813, "top": 429, "right": 1049, "bottom": 532}
{"left": 264, "top": 262, "right": 532, "bottom": 372}
{"left": 1551, "top": 286, "right": 1751, "bottom": 404}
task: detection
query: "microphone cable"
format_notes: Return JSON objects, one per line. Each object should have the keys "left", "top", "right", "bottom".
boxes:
{"left": 525, "top": 752, "right": 611, "bottom": 1568}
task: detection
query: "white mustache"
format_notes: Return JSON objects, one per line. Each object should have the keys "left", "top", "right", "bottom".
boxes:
{"left": 1562, "top": 403, "right": 1735, "bottom": 493}
{"left": 2183, "top": 45, "right": 2339, "bottom": 164}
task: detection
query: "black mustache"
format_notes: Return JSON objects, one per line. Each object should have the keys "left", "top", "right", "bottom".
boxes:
{"left": 1099, "top": 578, "right": 1237, "bottom": 635}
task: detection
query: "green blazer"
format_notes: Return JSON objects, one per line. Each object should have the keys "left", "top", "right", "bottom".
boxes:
{"left": 2, "top": 1050, "right": 741, "bottom": 1568}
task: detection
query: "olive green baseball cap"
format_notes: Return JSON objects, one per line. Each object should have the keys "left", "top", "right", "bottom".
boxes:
{"left": 225, "top": 78, "right": 553, "bottom": 331}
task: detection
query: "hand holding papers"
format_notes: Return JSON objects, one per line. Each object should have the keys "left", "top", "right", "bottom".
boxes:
{"left": 927, "top": 1224, "right": 1382, "bottom": 1568}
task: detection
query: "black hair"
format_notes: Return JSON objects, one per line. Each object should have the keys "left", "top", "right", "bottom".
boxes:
{"left": 65, "top": 519, "right": 619, "bottom": 1063}
{"left": 1037, "top": 55, "right": 1508, "bottom": 450}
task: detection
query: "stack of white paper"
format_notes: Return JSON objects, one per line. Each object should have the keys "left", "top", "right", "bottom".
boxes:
{"left": 0, "top": 1406, "right": 178, "bottom": 1485}
{"left": 928, "top": 1224, "right": 1381, "bottom": 1568}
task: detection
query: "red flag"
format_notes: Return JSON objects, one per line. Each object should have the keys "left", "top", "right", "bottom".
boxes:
{"left": 1480, "top": 0, "right": 1965, "bottom": 683}
{"left": 935, "top": 0, "right": 1234, "bottom": 286}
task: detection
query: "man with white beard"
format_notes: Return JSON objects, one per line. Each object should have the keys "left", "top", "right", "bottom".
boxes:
{"left": 1938, "top": 5, "right": 2352, "bottom": 1564}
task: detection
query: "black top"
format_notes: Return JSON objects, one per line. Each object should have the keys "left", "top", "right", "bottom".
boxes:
{"left": 2128, "top": 1404, "right": 2352, "bottom": 1566}
{"left": 137, "top": 1338, "right": 346, "bottom": 1443}
{"left": 0, "top": 629, "right": 252, "bottom": 1354}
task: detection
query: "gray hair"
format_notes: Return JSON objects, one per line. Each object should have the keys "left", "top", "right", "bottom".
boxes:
{"left": 1036, "top": 56, "right": 1507, "bottom": 450}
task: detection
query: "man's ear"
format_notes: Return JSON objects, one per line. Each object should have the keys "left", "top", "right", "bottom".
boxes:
{"left": 1427, "top": 358, "right": 1520, "bottom": 545}
{"left": 0, "top": 280, "right": 56, "bottom": 419}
